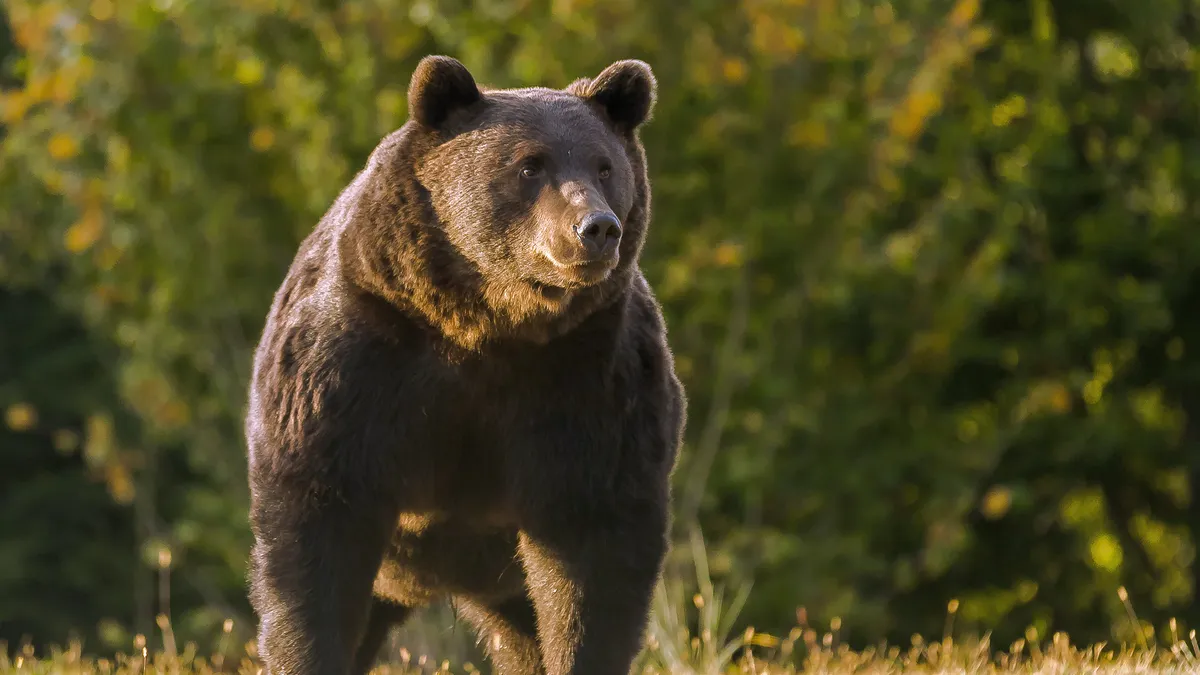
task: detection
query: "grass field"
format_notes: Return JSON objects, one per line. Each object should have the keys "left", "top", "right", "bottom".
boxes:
{"left": 5, "top": 601, "right": 1199, "bottom": 675}
{"left": 4, "top": 591, "right": 1198, "bottom": 673}
{"left": 3, "top": 634, "right": 1199, "bottom": 675}
{"left": 5, "top": 541, "right": 1197, "bottom": 673}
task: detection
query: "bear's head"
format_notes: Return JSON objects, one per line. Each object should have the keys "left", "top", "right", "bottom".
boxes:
{"left": 344, "top": 56, "right": 657, "bottom": 348}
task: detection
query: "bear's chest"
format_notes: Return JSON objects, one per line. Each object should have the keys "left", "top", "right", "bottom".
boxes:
{"left": 408, "top": 345, "right": 616, "bottom": 444}
{"left": 384, "top": 339, "right": 626, "bottom": 516}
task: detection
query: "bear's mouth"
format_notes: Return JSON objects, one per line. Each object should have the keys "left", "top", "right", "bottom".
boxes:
{"left": 539, "top": 250, "right": 618, "bottom": 287}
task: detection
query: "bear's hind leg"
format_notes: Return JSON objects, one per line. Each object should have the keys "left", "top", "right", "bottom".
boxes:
{"left": 456, "top": 594, "right": 544, "bottom": 675}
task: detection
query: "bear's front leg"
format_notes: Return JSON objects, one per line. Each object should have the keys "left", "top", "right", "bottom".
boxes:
{"left": 249, "top": 474, "right": 399, "bottom": 675}
{"left": 517, "top": 497, "right": 669, "bottom": 675}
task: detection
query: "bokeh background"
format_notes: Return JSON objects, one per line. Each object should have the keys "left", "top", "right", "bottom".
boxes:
{"left": 1, "top": 0, "right": 1198, "bottom": 663}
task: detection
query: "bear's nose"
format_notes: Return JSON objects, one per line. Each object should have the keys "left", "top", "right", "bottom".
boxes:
{"left": 575, "top": 212, "right": 622, "bottom": 258}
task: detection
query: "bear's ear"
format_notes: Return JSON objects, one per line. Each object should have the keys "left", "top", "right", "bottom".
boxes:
{"left": 407, "top": 55, "right": 483, "bottom": 129}
{"left": 571, "top": 60, "right": 657, "bottom": 133}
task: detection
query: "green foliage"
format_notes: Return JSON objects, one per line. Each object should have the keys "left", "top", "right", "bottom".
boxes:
{"left": 1, "top": 0, "right": 1198, "bottom": 655}
{"left": 0, "top": 289, "right": 136, "bottom": 650}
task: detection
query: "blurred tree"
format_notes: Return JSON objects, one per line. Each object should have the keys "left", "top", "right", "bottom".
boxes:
{"left": 0, "top": 287, "right": 137, "bottom": 651}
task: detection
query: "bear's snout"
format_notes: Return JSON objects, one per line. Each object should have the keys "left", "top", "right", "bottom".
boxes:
{"left": 535, "top": 201, "right": 624, "bottom": 287}
{"left": 575, "top": 211, "right": 622, "bottom": 260}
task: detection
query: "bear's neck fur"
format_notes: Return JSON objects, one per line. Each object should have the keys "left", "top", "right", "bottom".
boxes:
{"left": 334, "top": 124, "right": 651, "bottom": 354}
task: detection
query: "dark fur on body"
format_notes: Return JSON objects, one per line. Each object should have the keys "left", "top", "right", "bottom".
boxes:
{"left": 245, "top": 56, "right": 685, "bottom": 675}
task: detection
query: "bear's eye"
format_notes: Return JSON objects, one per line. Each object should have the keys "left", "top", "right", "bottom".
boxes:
{"left": 520, "top": 163, "right": 543, "bottom": 179}
{"left": 598, "top": 163, "right": 612, "bottom": 180}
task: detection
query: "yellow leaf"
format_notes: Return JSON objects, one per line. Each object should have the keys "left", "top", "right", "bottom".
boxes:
{"left": 27, "top": 74, "right": 51, "bottom": 102}
{"left": 949, "top": 0, "right": 980, "bottom": 28}
{"left": 1090, "top": 33, "right": 1139, "bottom": 80}
{"left": 5, "top": 403, "right": 37, "bottom": 431}
{"left": 981, "top": 485, "right": 1012, "bottom": 520}
{"left": 0, "top": 92, "right": 30, "bottom": 123}
{"left": 1049, "top": 384, "right": 1070, "bottom": 411}
{"left": 107, "top": 464, "right": 136, "bottom": 505}
{"left": 68, "top": 21, "right": 91, "bottom": 44}
{"left": 14, "top": 15, "right": 47, "bottom": 53}
{"left": 991, "top": 94, "right": 1027, "bottom": 127}
{"left": 713, "top": 242, "right": 743, "bottom": 267}
{"left": 250, "top": 126, "right": 276, "bottom": 151}
{"left": 90, "top": 0, "right": 115, "bottom": 21}
{"left": 1088, "top": 533, "right": 1123, "bottom": 572}
{"left": 65, "top": 207, "right": 104, "bottom": 253}
{"left": 235, "top": 56, "right": 266, "bottom": 86}
{"left": 51, "top": 72, "right": 76, "bottom": 103}
{"left": 48, "top": 132, "right": 79, "bottom": 160}
{"left": 751, "top": 19, "right": 805, "bottom": 60}
{"left": 910, "top": 90, "right": 942, "bottom": 118}
{"left": 78, "top": 55, "right": 97, "bottom": 80}
{"left": 721, "top": 57, "right": 748, "bottom": 84}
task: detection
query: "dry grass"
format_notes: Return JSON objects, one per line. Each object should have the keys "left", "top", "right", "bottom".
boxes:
{"left": 2, "top": 632, "right": 1198, "bottom": 675}
{"left": 5, "top": 535, "right": 1197, "bottom": 674}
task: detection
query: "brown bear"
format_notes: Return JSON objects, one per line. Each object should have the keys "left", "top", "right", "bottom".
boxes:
{"left": 244, "top": 55, "right": 685, "bottom": 675}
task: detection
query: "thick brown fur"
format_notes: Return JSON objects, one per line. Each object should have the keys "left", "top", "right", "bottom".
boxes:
{"left": 244, "top": 55, "right": 684, "bottom": 675}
